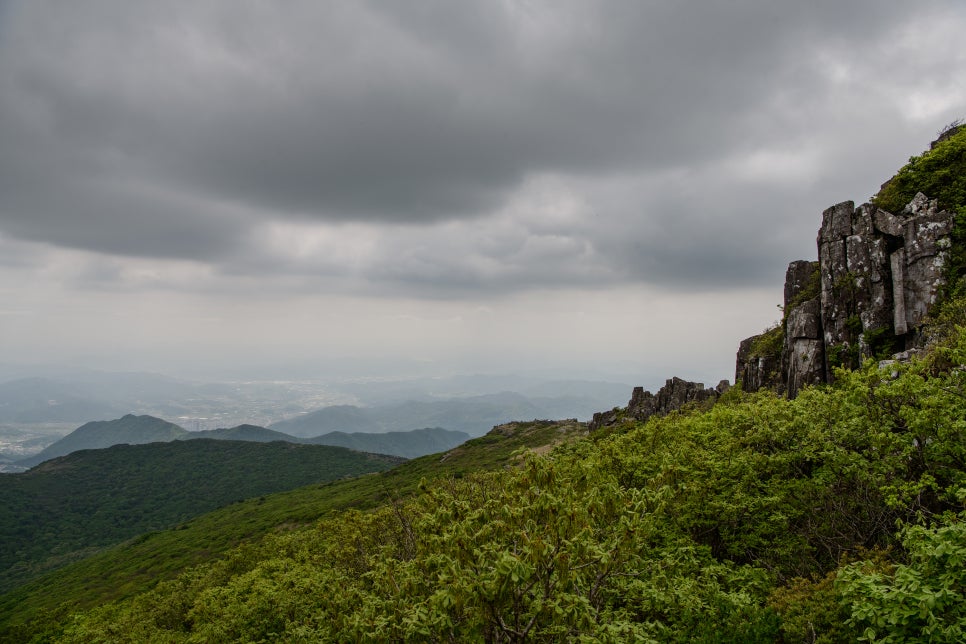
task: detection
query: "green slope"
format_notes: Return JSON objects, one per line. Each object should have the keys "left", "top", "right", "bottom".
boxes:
{"left": 0, "top": 439, "right": 402, "bottom": 594}
{"left": 0, "top": 419, "right": 585, "bottom": 635}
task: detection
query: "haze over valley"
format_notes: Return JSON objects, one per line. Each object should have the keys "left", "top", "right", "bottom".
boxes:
{"left": 0, "top": 367, "right": 633, "bottom": 468}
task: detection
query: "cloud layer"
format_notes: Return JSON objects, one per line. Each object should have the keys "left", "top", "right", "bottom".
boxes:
{"left": 1, "top": 1, "right": 965, "bottom": 379}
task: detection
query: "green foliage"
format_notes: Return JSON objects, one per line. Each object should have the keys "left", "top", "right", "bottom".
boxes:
{"left": 0, "top": 440, "right": 402, "bottom": 593}
{"left": 863, "top": 325, "right": 903, "bottom": 362}
{"left": 747, "top": 324, "right": 784, "bottom": 360}
{"left": 828, "top": 341, "right": 859, "bottom": 371}
{"left": 873, "top": 124, "right": 966, "bottom": 217}
{"left": 6, "top": 294, "right": 966, "bottom": 640}
{"left": 921, "top": 293, "right": 966, "bottom": 374}
{"left": 59, "top": 457, "right": 779, "bottom": 642}
{"left": 839, "top": 513, "right": 966, "bottom": 643}
{"left": 945, "top": 208, "right": 966, "bottom": 299}
{"left": 770, "top": 569, "right": 859, "bottom": 643}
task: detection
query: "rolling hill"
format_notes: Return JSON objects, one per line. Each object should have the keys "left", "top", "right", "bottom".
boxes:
{"left": 15, "top": 414, "right": 188, "bottom": 468}
{"left": 182, "top": 423, "right": 295, "bottom": 442}
{"left": 16, "top": 415, "right": 477, "bottom": 469}
{"left": 0, "top": 439, "right": 403, "bottom": 593}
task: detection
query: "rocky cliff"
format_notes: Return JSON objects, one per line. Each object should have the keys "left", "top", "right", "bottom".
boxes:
{"left": 736, "top": 190, "right": 956, "bottom": 396}
{"left": 590, "top": 127, "right": 963, "bottom": 429}
{"left": 591, "top": 128, "right": 963, "bottom": 430}
{"left": 588, "top": 377, "right": 730, "bottom": 431}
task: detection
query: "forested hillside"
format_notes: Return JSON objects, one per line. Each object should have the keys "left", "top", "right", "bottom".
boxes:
{"left": 0, "top": 440, "right": 402, "bottom": 593}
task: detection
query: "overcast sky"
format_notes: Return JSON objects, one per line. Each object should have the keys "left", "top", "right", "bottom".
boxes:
{"left": 1, "top": 1, "right": 964, "bottom": 386}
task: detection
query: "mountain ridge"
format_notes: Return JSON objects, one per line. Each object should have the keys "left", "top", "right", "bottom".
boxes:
{"left": 16, "top": 414, "right": 187, "bottom": 468}
{"left": 306, "top": 427, "right": 471, "bottom": 459}
{"left": 269, "top": 391, "right": 586, "bottom": 438}
{"left": 15, "top": 414, "right": 473, "bottom": 468}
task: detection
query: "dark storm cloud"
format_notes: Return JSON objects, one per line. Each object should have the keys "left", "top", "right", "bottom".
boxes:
{"left": 0, "top": 0, "right": 963, "bottom": 293}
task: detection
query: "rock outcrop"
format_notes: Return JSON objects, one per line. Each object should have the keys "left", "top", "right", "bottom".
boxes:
{"left": 736, "top": 191, "right": 955, "bottom": 397}
{"left": 589, "top": 377, "right": 729, "bottom": 431}
{"left": 592, "top": 128, "right": 962, "bottom": 425}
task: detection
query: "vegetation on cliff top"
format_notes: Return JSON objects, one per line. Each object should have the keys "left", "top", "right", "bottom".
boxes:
{"left": 874, "top": 121, "right": 966, "bottom": 296}
{"left": 873, "top": 122, "right": 966, "bottom": 218}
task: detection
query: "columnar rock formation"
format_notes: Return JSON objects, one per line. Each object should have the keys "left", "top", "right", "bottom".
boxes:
{"left": 736, "top": 191, "right": 955, "bottom": 397}
{"left": 591, "top": 129, "right": 962, "bottom": 426}
{"left": 588, "top": 377, "right": 729, "bottom": 431}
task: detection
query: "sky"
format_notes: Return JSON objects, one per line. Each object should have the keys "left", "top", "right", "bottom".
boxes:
{"left": 1, "top": 1, "right": 965, "bottom": 387}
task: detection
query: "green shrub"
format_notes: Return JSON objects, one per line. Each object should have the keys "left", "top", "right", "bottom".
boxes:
{"left": 838, "top": 514, "right": 966, "bottom": 643}
{"left": 769, "top": 568, "right": 860, "bottom": 644}
{"left": 748, "top": 324, "right": 784, "bottom": 360}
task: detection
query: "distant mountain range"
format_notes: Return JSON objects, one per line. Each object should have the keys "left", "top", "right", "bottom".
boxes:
{"left": 269, "top": 391, "right": 599, "bottom": 438}
{"left": 2, "top": 373, "right": 631, "bottom": 467}
{"left": 15, "top": 415, "right": 471, "bottom": 469}
{"left": 0, "top": 371, "right": 632, "bottom": 428}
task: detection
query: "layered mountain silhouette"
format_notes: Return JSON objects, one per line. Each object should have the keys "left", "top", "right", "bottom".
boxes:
{"left": 15, "top": 414, "right": 471, "bottom": 468}
{"left": 269, "top": 392, "right": 585, "bottom": 438}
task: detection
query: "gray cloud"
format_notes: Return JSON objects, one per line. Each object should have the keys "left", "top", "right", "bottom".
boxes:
{"left": 0, "top": 0, "right": 964, "bottom": 297}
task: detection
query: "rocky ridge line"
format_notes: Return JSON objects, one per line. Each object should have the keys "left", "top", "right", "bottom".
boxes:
{"left": 591, "top": 129, "right": 959, "bottom": 430}
{"left": 588, "top": 377, "right": 730, "bottom": 431}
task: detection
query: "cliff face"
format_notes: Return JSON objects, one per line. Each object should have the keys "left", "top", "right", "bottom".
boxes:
{"left": 589, "top": 127, "right": 963, "bottom": 429}
{"left": 736, "top": 191, "right": 955, "bottom": 397}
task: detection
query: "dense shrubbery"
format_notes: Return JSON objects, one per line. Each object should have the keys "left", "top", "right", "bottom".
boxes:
{"left": 37, "top": 302, "right": 965, "bottom": 642}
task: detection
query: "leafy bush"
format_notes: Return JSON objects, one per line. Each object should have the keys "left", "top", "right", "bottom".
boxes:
{"left": 769, "top": 568, "right": 859, "bottom": 644}
{"left": 839, "top": 514, "right": 966, "bottom": 643}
